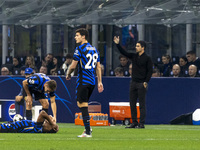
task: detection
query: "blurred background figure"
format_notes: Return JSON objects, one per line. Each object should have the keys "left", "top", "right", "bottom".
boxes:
{"left": 129, "top": 63, "right": 132, "bottom": 77}
{"left": 117, "top": 54, "right": 131, "bottom": 76}
{"left": 50, "top": 56, "right": 62, "bottom": 75}
{"left": 62, "top": 53, "right": 73, "bottom": 76}
{"left": 152, "top": 68, "right": 161, "bottom": 77}
{"left": 171, "top": 64, "right": 181, "bottom": 77}
{"left": 186, "top": 51, "right": 200, "bottom": 69}
{"left": 25, "top": 55, "right": 38, "bottom": 73}
{"left": 1, "top": 67, "right": 10, "bottom": 75}
{"left": 179, "top": 56, "right": 188, "bottom": 76}
{"left": 188, "top": 64, "right": 198, "bottom": 77}
{"left": 161, "top": 54, "right": 172, "bottom": 77}
{"left": 39, "top": 66, "right": 48, "bottom": 74}
{"left": 114, "top": 67, "right": 124, "bottom": 77}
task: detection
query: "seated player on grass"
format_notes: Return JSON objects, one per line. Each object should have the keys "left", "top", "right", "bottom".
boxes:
{"left": 0, "top": 110, "right": 59, "bottom": 133}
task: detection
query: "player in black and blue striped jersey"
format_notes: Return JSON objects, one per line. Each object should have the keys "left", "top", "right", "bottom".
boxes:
{"left": 66, "top": 28, "right": 104, "bottom": 138}
{"left": 0, "top": 110, "right": 58, "bottom": 133}
{"left": 23, "top": 72, "right": 57, "bottom": 122}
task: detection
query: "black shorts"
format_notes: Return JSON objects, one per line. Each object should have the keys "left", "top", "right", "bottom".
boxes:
{"left": 76, "top": 84, "right": 95, "bottom": 103}
{"left": 30, "top": 90, "right": 46, "bottom": 100}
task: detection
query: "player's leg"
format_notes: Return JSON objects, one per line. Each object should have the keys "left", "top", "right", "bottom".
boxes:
{"left": 15, "top": 96, "right": 23, "bottom": 114}
{"left": 39, "top": 99, "right": 49, "bottom": 114}
{"left": 77, "top": 85, "right": 94, "bottom": 137}
{"left": 25, "top": 96, "right": 33, "bottom": 120}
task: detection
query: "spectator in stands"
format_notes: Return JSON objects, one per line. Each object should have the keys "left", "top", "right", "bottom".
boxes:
{"left": 25, "top": 55, "right": 38, "bottom": 72}
{"left": 1, "top": 67, "right": 10, "bottom": 75}
{"left": 62, "top": 53, "right": 73, "bottom": 76}
{"left": 44, "top": 53, "right": 54, "bottom": 75}
{"left": 179, "top": 56, "right": 189, "bottom": 76}
{"left": 39, "top": 66, "right": 48, "bottom": 74}
{"left": 161, "top": 54, "right": 172, "bottom": 77}
{"left": 188, "top": 64, "right": 199, "bottom": 77}
{"left": 50, "top": 57, "right": 62, "bottom": 75}
{"left": 118, "top": 54, "right": 131, "bottom": 76}
{"left": 171, "top": 64, "right": 181, "bottom": 77}
{"left": 152, "top": 68, "right": 161, "bottom": 77}
{"left": 129, "top": 63, "right": 132, "bottom": 77}
{"left": 12, "top": 57, "right": 22, "bottom": 75}
{"left": 186, "top": 51, "right": 200, "bottom": 69}
{"left": 114, "top": 67, "right": 124, "bottom": 77}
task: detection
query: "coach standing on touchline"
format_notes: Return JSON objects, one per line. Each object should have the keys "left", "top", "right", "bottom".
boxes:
{"left": 113, "top": 36, "right": 153, "bottom": 128}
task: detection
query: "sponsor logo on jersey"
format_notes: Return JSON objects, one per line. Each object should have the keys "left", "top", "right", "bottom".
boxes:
{"left": 86, "top": 47, "right": 96, "bottom": 51}
{"left": 8, "top": 103, "right": 16, "bottom": 119}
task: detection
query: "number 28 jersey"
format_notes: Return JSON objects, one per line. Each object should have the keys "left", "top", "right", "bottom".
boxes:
{"left": 73, "top": 43, "right": 100, "bottom": 85}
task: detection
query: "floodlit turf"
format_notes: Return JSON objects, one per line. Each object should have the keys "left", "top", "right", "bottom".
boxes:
{"left": 0, "top": 123, "right": 200, "bottom": 150}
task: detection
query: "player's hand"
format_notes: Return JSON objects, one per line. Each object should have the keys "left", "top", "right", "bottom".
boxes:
{"left": 143, "top": 82, "right": 148, "bottom": 88}
{"left": 52, "top": 124, "right": 59, "bottom": 132}
{"left": 66, "top": 74, "right": 71, "bottom": 80}
{"left": 113, "top": 36, "right": 120, "bottom": 44}
{"left": 98, "top": 83, "right": 104, "bottom": 93}
{"left": 52, "top": 117, "right": 57, "bottom": 123}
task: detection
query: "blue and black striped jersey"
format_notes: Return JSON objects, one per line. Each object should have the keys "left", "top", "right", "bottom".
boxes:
{"left": 27, "top": 73, "right": 55, "bottom": 96}
{"left": 73, "top": 43, "right": 100, "bottom": 85}
{"left": 0, "top": 120, "right": 43, "bottom": 133}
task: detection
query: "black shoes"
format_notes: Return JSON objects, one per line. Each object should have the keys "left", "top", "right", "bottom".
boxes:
{"left": 137, "top": 123, "right": 145, "bottom": 129}
{"left": 125, "top": 123, "right": 145, "bottom": 129}
{"left": 125, "top": 123, "right": 138, "bottom": 128}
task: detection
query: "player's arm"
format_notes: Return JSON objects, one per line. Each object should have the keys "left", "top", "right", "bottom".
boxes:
{"left": 22, "top": 79, "right": 33, "bottom": 105}
{"left": 37, "top": 110, "right": 58, "bottom": 131}
{"left": 50, "top": 96, "right": 57, "bottom": 122}
{"left": 96, "top": 62, "right": 104, "bottom": 93}
{"left": 113, "top": 36, "right": 134, "bottom": 59}
{"left": 66, "top": 60, "right": 78, "bottom": 80}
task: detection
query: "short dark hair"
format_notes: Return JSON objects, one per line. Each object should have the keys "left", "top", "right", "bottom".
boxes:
{"left": 119, "top": 54, "right": 128, "bottom": 60}
{"left": 180, "top": 56, "right": 188, "bottom": 62}
{"left": 186, "top": 51, "right": 196, "bottom": 55}
{"left": 66, "top": 53, "right": 73, "bottom": 59}
{"left": 47, "top": 80, "right": 57, "bottom": 91}
{"left": 114, "top": 67, "right": 123, "bottom": 74}
{"left": 137, "top": 41, "right": 146, "bottom": 50}
{"left": 75, "top": 28, "right": 89, "bottom": 40}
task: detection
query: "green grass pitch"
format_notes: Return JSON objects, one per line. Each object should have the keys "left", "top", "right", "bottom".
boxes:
{"left": 0, "top": 123, "right": 200, "bottom": 150}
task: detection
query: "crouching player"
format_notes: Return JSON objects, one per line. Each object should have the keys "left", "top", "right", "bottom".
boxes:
{"left": 0, "top": 110, "right": 59, "bottom": 133}
{"left": 22, "top": 73, "right": 57, "bottom": 122}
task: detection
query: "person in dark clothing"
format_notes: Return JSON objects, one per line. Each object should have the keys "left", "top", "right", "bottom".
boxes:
{"left": 113, "top": 36, "right": 153, "bottom": 128}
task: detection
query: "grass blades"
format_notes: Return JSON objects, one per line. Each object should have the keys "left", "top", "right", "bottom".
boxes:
{"left": 0, "top": 124, "right": 200, "bottom": 150}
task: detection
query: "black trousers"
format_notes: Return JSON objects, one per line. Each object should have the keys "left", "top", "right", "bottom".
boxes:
{"left": 129, "top": 81, "right": 147, "bottom": 124}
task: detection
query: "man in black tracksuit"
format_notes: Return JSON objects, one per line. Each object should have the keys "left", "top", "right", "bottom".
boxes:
{"left": 114, "top": 36, "right": 153, "bottom": 128}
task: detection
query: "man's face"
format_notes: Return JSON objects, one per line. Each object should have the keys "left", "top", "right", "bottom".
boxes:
{"left": 45, "top": 54, "right": 53, "bottom": 63}
{"left": 135, "top": 43, "right": 143, "bottom": 53}
{"left": 172, "top": 65, "right": 180, "bottom": 76}
{"left": 39, "top": 67, "right": 47, "bottom": 74}
{"left": 189, "top": 66, "right": 197, "bottom": 77}
{"left": 75, "top": 32, "right": 84, "bottom": 44}
{"left": 186, "top": 54, "right": 195, "bottom": 62}
{"left": 162, "top": 56, "right": 169, "bottom": 64}
{"left": 66, "top": 58, "right": 73, "bottom": 65}
{"left": 1, "top": 68, "right": 9, "bottom": 75}
{"left": 44, "top": 84, "right": 53, "bottom": 94}
{"left": 120, "top": 57, "right": 128, "bottom": 67}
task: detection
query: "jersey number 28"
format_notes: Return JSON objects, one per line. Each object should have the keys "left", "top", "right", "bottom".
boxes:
{"left": 85, "top": 53, "right": 98, "bottom": 69}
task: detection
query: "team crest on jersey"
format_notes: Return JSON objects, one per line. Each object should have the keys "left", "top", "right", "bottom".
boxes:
{"left": 8, "top": 103, "right": 16, "bottom": 119}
